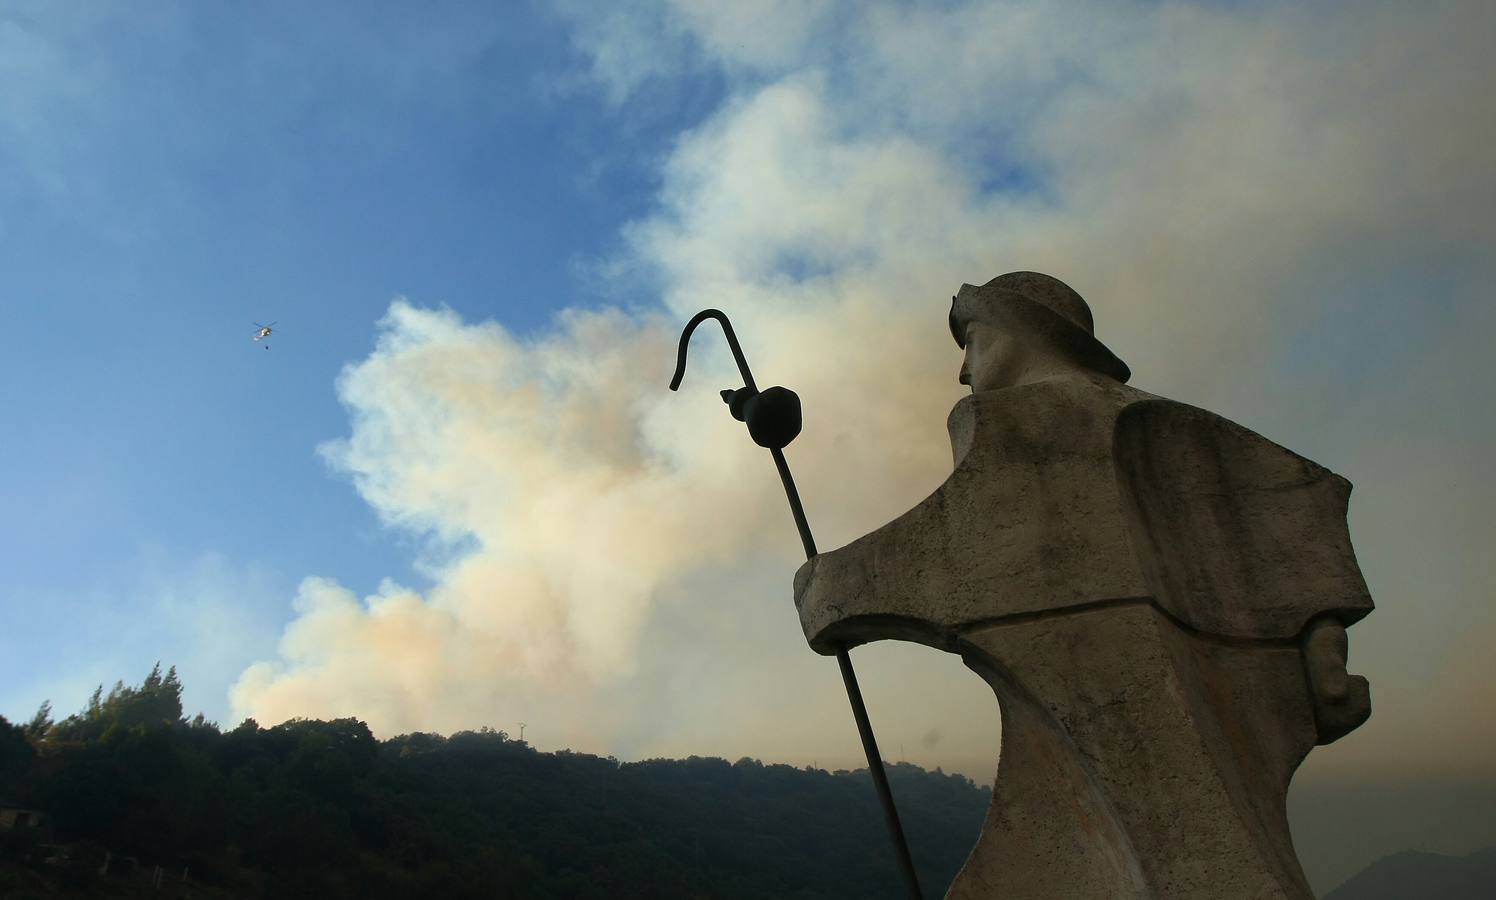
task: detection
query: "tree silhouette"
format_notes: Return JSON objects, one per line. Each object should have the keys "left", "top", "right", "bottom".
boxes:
{"left": 5, "top": 669, "right": 992, "bottom": 899}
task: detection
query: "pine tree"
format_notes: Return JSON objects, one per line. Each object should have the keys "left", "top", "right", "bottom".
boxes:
{"left": 24, "top": 700, "right": 53, "bottom": 739}
{"left": 162, "top": 665, "right": 184, "bottom": 723}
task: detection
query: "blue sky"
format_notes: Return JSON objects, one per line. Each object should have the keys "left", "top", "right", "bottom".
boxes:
{"left": 2, "top": 1, "right": 727, "bottom": 717}
{"left": 3, "top": 2, "right": 1495, "bottom": 891}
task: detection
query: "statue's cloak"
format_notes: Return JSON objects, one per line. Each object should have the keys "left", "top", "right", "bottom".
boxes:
{"left": 795, "top": 373, "right": 1373, "bottom": 652}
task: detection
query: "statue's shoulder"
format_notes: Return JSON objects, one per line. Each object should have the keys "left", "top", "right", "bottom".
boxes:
{"left": 1111, "top": 398, "right": 1374, "bottom": 639}
{"left": 947, "top": 374, "right": 1152, "bottom": 467}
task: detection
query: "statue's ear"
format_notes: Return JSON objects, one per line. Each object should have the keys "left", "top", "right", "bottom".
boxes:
{"left": 1111, "top": 399, "right": 1373, "bottom": 640}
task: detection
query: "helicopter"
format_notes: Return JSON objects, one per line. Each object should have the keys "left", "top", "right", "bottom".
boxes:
{"left": 253, "top": 321, "right": 276, "bottom": 348}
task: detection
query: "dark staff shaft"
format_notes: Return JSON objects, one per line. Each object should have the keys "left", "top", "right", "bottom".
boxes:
{"left": 672, "top": 310, "right": 923, "bottom": 900}
{"left": 770, "top": 448, "right": 924, "bottom": 900}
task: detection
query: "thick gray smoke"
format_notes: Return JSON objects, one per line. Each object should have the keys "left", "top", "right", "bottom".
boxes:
{"left": 235, "top": 1, "right": 1496, "bottom": 805}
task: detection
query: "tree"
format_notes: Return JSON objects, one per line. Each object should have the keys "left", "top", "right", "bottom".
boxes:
{"left": 23, "top": 700, "right": 53, "bottom": 740}
{"left": 14, "top": 667, "right": 995, "bottom": 899}
{"left": 49, "top": 665, "right": 186, "bottom": 741}
{"left": 0, "top": 715, "right": 34, "bottom": 793}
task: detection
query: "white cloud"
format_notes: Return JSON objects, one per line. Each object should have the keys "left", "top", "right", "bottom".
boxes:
{"left": 232, "top": 301, "right": 795, "bottom": 740}
{"left": 552, "top": 0, "right": 836, "bottom": 102}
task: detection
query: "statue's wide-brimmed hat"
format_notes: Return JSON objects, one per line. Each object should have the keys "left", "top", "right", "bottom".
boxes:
{"left": 949, "top": 271, "right": 1131, "bottom": 383}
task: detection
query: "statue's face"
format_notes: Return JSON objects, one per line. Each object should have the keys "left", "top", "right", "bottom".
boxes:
{"left": 959, "top": 321, "right": 1022, "bottom": 392}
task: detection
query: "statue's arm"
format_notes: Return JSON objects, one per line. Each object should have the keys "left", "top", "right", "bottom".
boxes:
{"left": 1113, "top": 398, "right": 1375, "bottom": 743}
{"left": 793, "top": 543, "right": 878, "bottom": 656}
{"left": 792, "top": 487, "right": 961, "bottom": 655}
{"left": 1113, "top": 398, "right": 1374, "bottom": 640}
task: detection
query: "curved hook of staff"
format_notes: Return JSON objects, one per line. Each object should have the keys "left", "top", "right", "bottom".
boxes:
{"left": 669, "top": 309, "right": 759, "bottom": 394}
{"left": 670, "top": 309, "right": 803, "bottom": 451}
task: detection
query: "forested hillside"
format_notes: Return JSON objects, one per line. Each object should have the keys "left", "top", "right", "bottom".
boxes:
{"left": 0, "top": 667, "right": 990, "bottom": 899}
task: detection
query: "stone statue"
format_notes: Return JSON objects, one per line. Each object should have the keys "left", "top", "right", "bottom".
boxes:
{"left": 793, "top": 272, "right": 1373, "bottom": 899}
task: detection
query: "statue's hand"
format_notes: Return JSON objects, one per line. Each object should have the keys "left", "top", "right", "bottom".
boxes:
{"left": 793, "top": 556, "right": 820, "bottom": 610}
{"left": 792, "top": 556, "right": 841, "bottom": 655}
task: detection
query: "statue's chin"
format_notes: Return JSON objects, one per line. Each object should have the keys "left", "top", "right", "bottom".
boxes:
{"left": 1311, "top": 673, "right": 1372, "bottom": 745}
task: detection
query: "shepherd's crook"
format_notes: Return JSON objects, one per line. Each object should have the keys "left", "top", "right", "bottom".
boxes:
{"left": 670, "top": 309, "right": 924, "bottom": 900}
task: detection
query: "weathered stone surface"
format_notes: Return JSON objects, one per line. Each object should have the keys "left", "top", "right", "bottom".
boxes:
{"left": 792, "top": 272, "right": 1373, "bottom": 899}
{"left": 796, "top": 375, "right": 1155, "bottom": 651}
{"left": 794, "top": 377, "right": 1372, "bottom": 648}
{"left": 948, "top": 605, "right": 1319, "bottom": 899}
{"left": 1113, "top": 400, "right": 1373, "bottom": 641}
